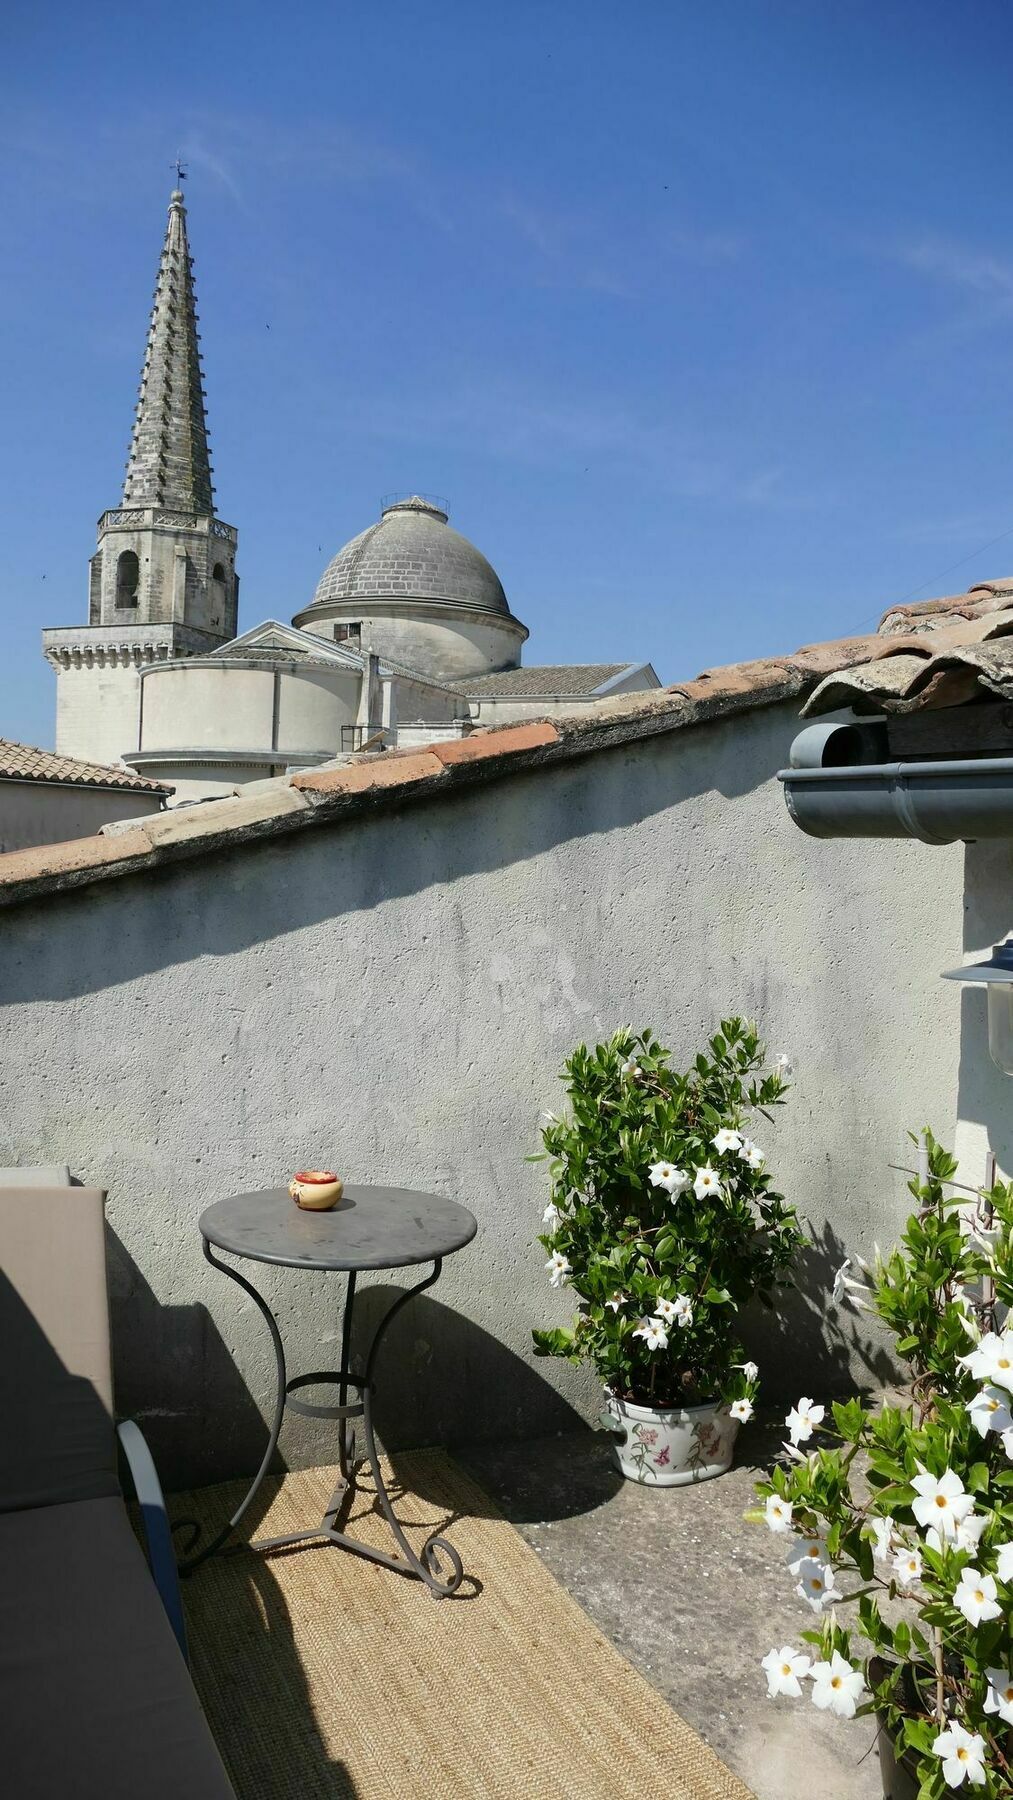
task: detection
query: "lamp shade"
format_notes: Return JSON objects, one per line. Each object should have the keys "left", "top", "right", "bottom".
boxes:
{"left": 941, "top": 938, "right": 1013, "bottom": 1075}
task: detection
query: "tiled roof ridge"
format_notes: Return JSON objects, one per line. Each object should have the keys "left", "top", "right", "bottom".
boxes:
{"left": 0, "top": 739, "right": 172, "bottom": 794}
{"left": 802, "top": 575, "right": 1013, "bottom": 718}
{"left": 450, "top": 662, "right": 631, "bottom": 696}
{"left": 0, "top": 639, "right": 869, "bottom": 911}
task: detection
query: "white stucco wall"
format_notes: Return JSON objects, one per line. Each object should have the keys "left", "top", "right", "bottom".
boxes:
{"left": 952, "top": 840, "right": 1013, "bottom": 1187}
{"left": 139, "top": 663, "right": 361, "bottom": 756}
{"left": 0, "top": 781, "right": 165, "bottom": 853}
{"left": 292, "top": 601, "right": 527, "bottom": 683}
{"left": 0, "top": 699, "right": 963, "bottom": 1486}
{"left": 54, "top": 660, "right": 141, "bottom": 765}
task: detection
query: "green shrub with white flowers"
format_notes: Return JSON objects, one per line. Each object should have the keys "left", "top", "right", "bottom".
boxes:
{"left": 532, "top": 1020, "right": 801, "bottom": 1411}
{"left": 754, "top": 1131, "right": 1013, "bottom": 1796}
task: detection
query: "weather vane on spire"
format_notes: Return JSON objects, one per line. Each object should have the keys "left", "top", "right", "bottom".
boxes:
{"left": 172, "top": 157, "right": 188, "bottom": 187}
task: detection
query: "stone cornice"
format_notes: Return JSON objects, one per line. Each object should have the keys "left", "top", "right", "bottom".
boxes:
{"left": 41, "top": 623, "right": 227, "bottom": 672}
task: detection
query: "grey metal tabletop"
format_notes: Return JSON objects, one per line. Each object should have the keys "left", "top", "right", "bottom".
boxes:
{"left": 198, "top": 1185, "right": 477, "bottom": 1272}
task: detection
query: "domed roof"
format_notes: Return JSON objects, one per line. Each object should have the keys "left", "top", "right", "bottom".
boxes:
{"left": 309, "top": 496, "right": 513, "bottom": 618}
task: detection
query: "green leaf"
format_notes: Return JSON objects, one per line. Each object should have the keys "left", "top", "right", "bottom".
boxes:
{"left": 967, "top": 1461, "right": 990, "bottom": 1495}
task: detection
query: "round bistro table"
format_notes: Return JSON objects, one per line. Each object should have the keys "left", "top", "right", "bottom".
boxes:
{"left": 184, "top": 1185, "right": 477, "bottom": 1598}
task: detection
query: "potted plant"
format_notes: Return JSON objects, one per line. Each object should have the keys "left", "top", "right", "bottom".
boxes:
{"left": 753, "top": 1130, "right": 1013, "bottom": 1797}
{"left": 532, "top": 1020, "right": 801, "bottom": 1486}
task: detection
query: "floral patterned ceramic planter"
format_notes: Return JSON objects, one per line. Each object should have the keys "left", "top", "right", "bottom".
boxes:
{"left": 602, "top": 1392, "right": 739, "bottom": 1487}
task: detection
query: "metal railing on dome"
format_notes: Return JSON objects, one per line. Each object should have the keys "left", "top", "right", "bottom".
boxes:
{"left": 379, "top": 492, "right": 450, "bottom": 517}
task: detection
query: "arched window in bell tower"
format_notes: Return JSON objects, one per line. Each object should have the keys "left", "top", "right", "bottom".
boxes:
{"left": 115, "top": 550, "right": 140, "bottom": 608}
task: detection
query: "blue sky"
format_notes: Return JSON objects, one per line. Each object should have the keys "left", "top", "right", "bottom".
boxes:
{"left": 3, "top": 0, "right": 1013, "bottom": 747}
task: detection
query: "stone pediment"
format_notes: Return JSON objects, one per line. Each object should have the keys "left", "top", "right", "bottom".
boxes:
{"left": 207, "top": 621, "right": 363, "bottom": 668}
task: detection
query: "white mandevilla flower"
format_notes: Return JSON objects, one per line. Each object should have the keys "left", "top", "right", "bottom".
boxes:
{"left": 648, "top": 1159, "right": 690, "bottom": 1197}
{"left": 738, "top": 1138, "right": 765, "bottom": 1171}
{"left": 809, "top": 1652, "right": 866, "bottom": 1719}
{"left": 671, "top": 1293, "right": 693, "bottom": 1328}
{"left": 786, "top": 1535, "right": 828, "bottom": 1577}
{"left": 926, "top": 1511, "right": 986, "bottom": 1556}
{"left": 892, "top": 1546, "right": 923, "bottom": 1589}
{"left": 632, "top": 1315, "right": 669, "bottom": 1352}
{"left": 1001, "top": 1427, "right": 1013, "bottom": 1461}
{"left": 953, "top": 1567, "right": 1002, "bottom": 1628}
{"left": 911, "top": 1467, "right": 975, "bottom": 1539}
{"left": 968, "top": 1205, "right": 1000, "bottom": 1255}
{"left": 866, "top": 1515, "right": 896, "bottom": 1564}
{"left": 984, "top": 1667, "right": 1013, "bottom": 1728}
{"left": 760, "top": 1646, "right": 811, "bottom": 1700}
{"left": 831, "top": 1259, "right": 851, "bottom": 1304}
{"left": 693, "top": 1165, "right": 723, "bottom": 1200}
{"left": 729, "top": 1398, "right": 753, "bottom": 1423}
{"left": 654, "top": 1296, "right": 678, "bottom": 1322}
{"left": 605, "top": 1292, "right": 628, "bottom": 1313}
{"left": 959, "top": 1329, "right": 1013, "bottom": 1394}
{"left": 967, "top": 1384, "right": 1013, "bottom": 1438}
{"left": 711, "top": 1127, "right": 742, "bottom": 1155}
{"left": 996, "top": 1541, "right": 1013, "bottom": 1583}
{"left": 620, "top": 1057, "right": 641, "bottom": 1079}
{"left": 797, "top": 1563, "right": 842, "bottom": 1612}
{"left": 764, "top": 1494, "right": 793, "bottom": 1534}
{"left": 545, "top": 1251, "right": 571, "bottom": 1288}
{"left": 830, "top": 1259, "right": 873, "bottom": 1311}
{"left": 785, "top": 1396, "right": 825, "bottom": 1447}
{"left": 773, "top": 1053, "right": 793, "bottom": 1078}
{"left": 740, "top": 1360, "right": 759, "bottom": 1381}
{"left": 542, "top": 1201, "right": 561, "bottom": 1229}
{"left": 932, "top": 1722, "right": 987, "bottom": 1790}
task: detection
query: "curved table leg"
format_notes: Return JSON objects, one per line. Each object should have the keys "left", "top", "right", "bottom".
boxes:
{"left": 179, "top": 1239, "right": 288, "bottom": 1574}
{"left": 357, "top": 1257, "right": 465, "bottom": 1599}
{"left": 185, "top": 1249, "right": 466, "bottom": 1598}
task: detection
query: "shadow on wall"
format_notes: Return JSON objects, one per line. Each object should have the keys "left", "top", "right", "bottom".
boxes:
{"left": 0, "top": 704, "right": 794, "bottom": 1007}
{"left": 953, "top": 841, "right": 1013, "bottom": 1176}
{"left": 328, "top": 1286, "right": 610, "bottom": 1513}
{"left": 105, "top": 1225, "right": 280, "bottom": 1491}
{"left": 109, "top": 1217, "right": 609, "bottom": 1511}
{"left": 743, "top": 1216, "right": 898, "bottom": 1405}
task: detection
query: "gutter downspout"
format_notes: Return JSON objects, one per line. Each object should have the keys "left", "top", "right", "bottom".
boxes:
{"left": 779, "top": 725, "right": 1013, "bottom": 843}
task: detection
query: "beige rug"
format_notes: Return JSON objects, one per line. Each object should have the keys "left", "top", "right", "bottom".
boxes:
{"left": 175, "top": 1451, "right": 753, "bottom": 1800}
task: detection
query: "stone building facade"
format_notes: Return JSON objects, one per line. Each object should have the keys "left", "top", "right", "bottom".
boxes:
{"left": 43, "top": 190, "right": 658, "bottom": 799}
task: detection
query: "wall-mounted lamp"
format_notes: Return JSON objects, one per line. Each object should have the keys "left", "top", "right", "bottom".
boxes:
{"left": 942, "top": 939, "right": 1013, "bottom": 1076}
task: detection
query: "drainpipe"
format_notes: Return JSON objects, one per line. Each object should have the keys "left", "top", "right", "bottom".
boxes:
{"left": 779, "top": 723, "right": 1013, "bottom": 843}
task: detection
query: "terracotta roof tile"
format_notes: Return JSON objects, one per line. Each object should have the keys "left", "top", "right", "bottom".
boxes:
{"left": 428, "top": 722, "right": 560, "bottom": 763}
{"left": 292, "top": 752, "right": 445, "bottom": 797}
{"left": 803, "top": 579, "right": 1013, "bottom": 717}
{"left": 0, "top": 739, "right": 171, "bottom": 793}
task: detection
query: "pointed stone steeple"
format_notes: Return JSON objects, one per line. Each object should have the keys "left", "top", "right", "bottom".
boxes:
{"left": 123, "top": 189, "right": 214, "bottom": 513}
{"left": 42, "top": 185, "right": 240, "bottom": 768}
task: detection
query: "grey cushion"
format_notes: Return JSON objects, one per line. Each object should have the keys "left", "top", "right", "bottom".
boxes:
{"left": 0, "top": 1496, "right": 235, "bottom": 1798}
{"left": 0, "top": 1188, "right": 117, "bottom": 1511}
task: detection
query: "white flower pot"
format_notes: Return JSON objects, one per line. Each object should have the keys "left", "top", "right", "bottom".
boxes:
{"left": 602, "top": 1391, "right": 739, "bottom": 1487}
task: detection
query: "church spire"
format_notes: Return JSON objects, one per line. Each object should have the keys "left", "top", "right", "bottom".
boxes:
{"left": 122, "top": 188, "right": 215, "bottom": 515}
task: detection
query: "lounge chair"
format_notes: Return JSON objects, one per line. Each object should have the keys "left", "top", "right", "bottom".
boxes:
{"left": 0, "top": 1175, "right": 235, "bottom": 1798}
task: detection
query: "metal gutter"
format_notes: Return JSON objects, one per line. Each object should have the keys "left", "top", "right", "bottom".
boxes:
{"left": 779, "top": 748, "right": 1013, "bottom": 844}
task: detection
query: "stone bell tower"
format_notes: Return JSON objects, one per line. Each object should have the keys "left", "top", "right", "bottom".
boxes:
{"left": 43, "top": 187, "right": 239, "bottom": 767}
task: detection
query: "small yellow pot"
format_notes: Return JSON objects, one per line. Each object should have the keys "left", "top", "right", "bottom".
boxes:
{"left": 289, "top": 1170, "right": 343, "bottom": 1211}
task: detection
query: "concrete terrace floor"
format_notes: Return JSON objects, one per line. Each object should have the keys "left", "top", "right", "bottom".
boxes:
{"left": 459, "top": 1419, "right": 881, "bottom": 1800}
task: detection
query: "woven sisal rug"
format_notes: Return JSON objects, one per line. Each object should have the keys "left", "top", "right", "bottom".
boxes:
{"left": 174, "top": 1450, "right": 754, "bottom": 1800}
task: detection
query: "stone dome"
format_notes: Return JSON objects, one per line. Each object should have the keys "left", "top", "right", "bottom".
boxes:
{"left": 309, "top": 496, "right": 513, "bottom": 619}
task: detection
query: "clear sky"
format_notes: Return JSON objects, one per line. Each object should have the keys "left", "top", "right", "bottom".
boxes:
{"left": 2, "top": 0, "right": 1013, "bottom": 747}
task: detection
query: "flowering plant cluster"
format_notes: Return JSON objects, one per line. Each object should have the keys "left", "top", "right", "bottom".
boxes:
{"left": 754, "top": 1131, "right": 1013, "bottom": 1795}
{"left": 532, "top": 1021, "right": 801, "bottom": 1410}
